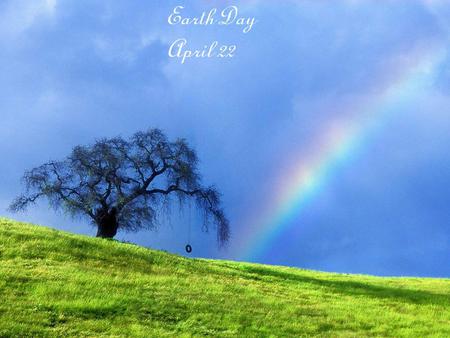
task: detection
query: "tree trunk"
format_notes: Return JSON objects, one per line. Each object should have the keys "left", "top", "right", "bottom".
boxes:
{"left": 96, "top": 209, "right": 118, "bottom": 238}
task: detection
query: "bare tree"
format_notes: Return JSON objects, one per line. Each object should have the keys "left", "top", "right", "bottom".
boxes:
{"left": 9, "top": 129, "right": 230, "bottom": 246}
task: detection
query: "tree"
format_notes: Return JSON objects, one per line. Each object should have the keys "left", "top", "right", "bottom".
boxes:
{"left": 9, "top": 129, "right": 230, "bottom": 246}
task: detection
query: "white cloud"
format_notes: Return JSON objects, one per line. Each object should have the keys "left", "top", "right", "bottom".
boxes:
{"left": 422, "top": 1, "right": 450, "bottom": 37}
{"left": 0, "top": 0, "right": 57, "bottom": 39}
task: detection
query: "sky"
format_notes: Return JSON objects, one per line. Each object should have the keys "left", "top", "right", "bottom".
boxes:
{"left": 0, "top": 0, "right": 449, "bottom": 277}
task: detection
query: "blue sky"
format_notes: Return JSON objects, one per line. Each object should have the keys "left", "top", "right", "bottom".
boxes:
{"left": 0, "top": 0, "right": 449, "bottom": 277}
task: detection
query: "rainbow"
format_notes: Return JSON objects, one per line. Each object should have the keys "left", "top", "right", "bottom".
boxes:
{"left": 237, "top": 44, "right": 447, "bottom": 261}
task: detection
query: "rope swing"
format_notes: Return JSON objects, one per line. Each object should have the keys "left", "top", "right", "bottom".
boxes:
{"left": 185, "top": 200, "right": 193, "bottom": 254}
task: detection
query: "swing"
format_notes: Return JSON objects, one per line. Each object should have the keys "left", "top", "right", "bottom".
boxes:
{"left": 185, "top": 201, "right": 193, "bottom": 254}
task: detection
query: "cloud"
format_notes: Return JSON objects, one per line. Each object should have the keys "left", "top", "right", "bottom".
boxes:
{"left": 0, "top": 0, "right": 56, "bottom": 39}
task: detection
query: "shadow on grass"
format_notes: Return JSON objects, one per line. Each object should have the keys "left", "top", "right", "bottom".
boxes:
{"left": 231, "top": 265, "right": 449, "bottom": 306}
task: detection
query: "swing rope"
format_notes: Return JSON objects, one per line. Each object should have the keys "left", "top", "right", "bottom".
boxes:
{"left": 185, "top": 201, "right": 193, "bottom": 254}
{"left": 188, "top": 200, "right": 192, "bottom": 243}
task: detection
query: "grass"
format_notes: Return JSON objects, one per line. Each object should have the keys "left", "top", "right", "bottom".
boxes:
{"left": 0, "top": 218, "right": 449, "bottom": 337}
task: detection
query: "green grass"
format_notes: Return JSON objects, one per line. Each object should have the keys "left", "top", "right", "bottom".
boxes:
{"left": 0, "top": 218, "right": 449, "bottom": 337}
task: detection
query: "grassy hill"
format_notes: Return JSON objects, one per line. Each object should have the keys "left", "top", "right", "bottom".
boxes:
{"left": 0, "top": 218, "right": 449, "bottom": 337}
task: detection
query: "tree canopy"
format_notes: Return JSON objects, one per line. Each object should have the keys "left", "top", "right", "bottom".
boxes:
{"left": 10, "top": 129, "right": 230, "bottom": 246}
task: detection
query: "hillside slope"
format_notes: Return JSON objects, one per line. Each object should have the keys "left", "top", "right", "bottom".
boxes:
{"left": 0, "top": 218, "right": 449, "bottom": 337}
